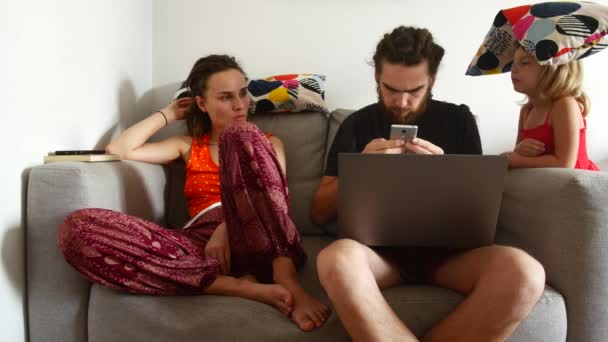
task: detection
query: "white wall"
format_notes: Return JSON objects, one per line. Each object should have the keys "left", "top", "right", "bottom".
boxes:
{"left": 153, "top": 0, "right": 608, "bottom": 159}
{"left": 0, "top": 1, "right": 152, "bottom": 340}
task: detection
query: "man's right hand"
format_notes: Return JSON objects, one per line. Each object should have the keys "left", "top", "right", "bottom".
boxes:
{"left": 362, "top": 138, "right": 406, "bottom": 154}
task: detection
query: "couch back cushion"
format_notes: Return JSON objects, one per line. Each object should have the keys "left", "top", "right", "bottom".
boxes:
{"left": 166, "top": 111, "right": 329, "bottom": 235}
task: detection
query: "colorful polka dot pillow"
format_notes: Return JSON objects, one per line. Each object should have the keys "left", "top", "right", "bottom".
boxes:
{"left": 247, "top": 74, "right": 328, "bottom": 115}
{"left": 172, "top": 74, "right": 329, "bottom": 115}
{"left": 466, "top": 1, "right": 608, "bottom": 76}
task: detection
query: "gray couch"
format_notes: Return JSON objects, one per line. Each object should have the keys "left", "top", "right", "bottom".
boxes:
{"left": 26, "top": 109, "right": 608, "bottom": 342}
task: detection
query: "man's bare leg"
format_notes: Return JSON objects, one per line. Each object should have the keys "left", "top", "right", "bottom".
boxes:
{"left": 423, "top": 245, "right": 545, "bottom": 342}
{"left": 316, "top": 239, "right": 418, "bottom": 342}
{"left": 273, "top": 256, "right": 332, "bottom": 331}
{"left": 205, "top": 275, "right": 294, "bottom": 316}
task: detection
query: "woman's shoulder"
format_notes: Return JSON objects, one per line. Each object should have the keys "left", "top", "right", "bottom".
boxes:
{"left": 172, "top": 134, "right": 193, "bottom": 146}
{"left": 168, "top": 135, "right": 193, "bottom": 155}
{"left": 268, "top": 135, "right": 283, "bottom": 148}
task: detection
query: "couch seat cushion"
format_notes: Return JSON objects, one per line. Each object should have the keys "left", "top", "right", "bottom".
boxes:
{"left": 88, "top": 237, "right": 566, "bottom": 341}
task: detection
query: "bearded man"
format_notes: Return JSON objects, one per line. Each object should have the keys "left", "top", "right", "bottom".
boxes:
{"left": 310, "top": 26, "right": 545, "bottom": 342}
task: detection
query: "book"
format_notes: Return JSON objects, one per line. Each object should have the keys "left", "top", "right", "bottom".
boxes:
{"left": 44, "top": 153, "right": 121, "bottom": 163}
{"left": 49, "top": 150, "right": 107, "bottom": 156}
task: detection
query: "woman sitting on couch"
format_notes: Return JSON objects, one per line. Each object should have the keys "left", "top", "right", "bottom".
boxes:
{"left": 58, "top": 54, "right": 330, "bottom": 331}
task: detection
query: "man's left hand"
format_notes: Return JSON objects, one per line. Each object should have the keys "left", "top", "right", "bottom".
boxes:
{"left": 405, "top": 138, "right": 444, "bottom": 155}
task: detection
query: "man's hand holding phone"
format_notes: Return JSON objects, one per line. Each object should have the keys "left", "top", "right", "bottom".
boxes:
{"left": 405, "top": 137, "right": 444, "bottom": 155}
{"left": 362, "top": 138, "right": 406, "bottom": 154}
{"left": 388, "top": 124, "right": 444, "bottom": 155}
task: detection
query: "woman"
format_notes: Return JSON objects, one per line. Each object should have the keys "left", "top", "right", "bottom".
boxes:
{"left": 59, "top": 54, "right": 330, "bottom": 331}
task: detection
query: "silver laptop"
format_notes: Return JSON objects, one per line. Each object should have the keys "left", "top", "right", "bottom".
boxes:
{"left": 337, "top": 154, "right": 507, "bottom": 248}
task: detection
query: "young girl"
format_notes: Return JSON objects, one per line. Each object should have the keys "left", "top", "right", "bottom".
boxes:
{"left": 504, "top": 46, "right": 599, "bottom": 170}
{"left": 58, "top": 55, "right": 330, "bottom": 331}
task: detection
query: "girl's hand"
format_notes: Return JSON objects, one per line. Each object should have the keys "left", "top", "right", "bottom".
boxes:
{"left": 161, "top": 97, "right": 193, "bottom": 122}
{"left": 204, "top": 222, "right": 231, "bottom": 274}
{"left": 515, "top": 138, "right": 545, "bottom": 157}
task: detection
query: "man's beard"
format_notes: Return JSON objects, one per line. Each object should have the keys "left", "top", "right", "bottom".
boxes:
{"left": 378, "top": 88, "right": 432, "bottom": 125}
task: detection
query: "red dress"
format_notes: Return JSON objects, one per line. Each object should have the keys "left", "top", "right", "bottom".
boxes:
{"left": 519, "top": 108, "right": 599, "bottom": 171}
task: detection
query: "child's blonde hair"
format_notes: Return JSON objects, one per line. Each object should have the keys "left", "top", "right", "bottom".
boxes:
{"left": 531, "top": 59, "right": 591, "bottom": 116}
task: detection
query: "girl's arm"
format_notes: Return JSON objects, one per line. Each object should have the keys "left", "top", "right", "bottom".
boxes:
{"left": 508, "top": 97, "right": 581, "bottom": 168}
{"left": 106, "top": 98, "right": 193, "bottom": 164}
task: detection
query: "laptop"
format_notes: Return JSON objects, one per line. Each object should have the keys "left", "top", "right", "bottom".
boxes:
{"left": 337, "top": 154, "right": 507, "bottom": 249}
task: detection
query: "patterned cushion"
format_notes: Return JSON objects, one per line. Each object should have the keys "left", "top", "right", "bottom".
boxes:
{"left": 248, "top": 74, "right": 328, "bottom": 115}
{"left": 466, "top": 1, "right": 608, "bottom": 76}
{"left": 172, "top": 74, "right": 329, "bottom": 115}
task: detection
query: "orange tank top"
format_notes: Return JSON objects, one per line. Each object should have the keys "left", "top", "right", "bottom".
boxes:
{"left": 184, "top": 132, "right": 273, "bottom": 218}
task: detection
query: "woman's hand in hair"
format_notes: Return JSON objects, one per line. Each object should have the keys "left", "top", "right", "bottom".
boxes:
{"left": 162, "top": 97, "right": 193, "bottom": 122}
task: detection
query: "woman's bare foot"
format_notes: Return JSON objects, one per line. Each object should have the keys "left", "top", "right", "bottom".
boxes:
{"left": 245, "top": 281, "right": 294, "bottom": 316}
{"left": 205, "top": 276, "right": 294, "bottom": 316}
{"left": 271, "top": 256, "right": 332, "bottom": 331}
{"left": 289, "top": 288, "right": 331, "bottom": 331}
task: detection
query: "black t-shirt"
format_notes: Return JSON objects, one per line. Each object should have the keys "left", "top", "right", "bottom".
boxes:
{"left": 325, "top": 100, "right": 483, "bottom": 176}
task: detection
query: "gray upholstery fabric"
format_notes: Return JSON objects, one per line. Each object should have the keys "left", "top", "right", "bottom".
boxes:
{"left": 87, "top": 237, "right": 566, "bottom": 342}
{"left": 251, "top": 111, "right": 328, "bottom": 235}
{"left": 27, "top": 161, "right": 168, "bottom": 342}
{"left": 325, "top": 109, "right": 354, "bottom": 169}
{"left": 496, "top": 168, "right": 608, "bottom": 342}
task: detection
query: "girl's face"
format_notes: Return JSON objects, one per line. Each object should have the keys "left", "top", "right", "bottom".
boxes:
{"left": 510, "top": 47, "right": 542, "bottom": 96}
{"left": 195, "top": 69, "right": 250, "bottom": 131}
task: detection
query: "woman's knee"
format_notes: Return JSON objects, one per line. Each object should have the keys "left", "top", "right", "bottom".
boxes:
{"left": 220, "top": 121, "right": 263, "bottom": 147}
{"left": 58, "top": 208, "right": 109, "bottom": 256}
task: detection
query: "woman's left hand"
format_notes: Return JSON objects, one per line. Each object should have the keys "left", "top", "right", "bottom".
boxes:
{"left": 204, "top": 222, "right": 231, "bottom": 274}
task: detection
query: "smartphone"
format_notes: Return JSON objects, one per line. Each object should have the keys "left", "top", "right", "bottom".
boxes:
{"left": 389, "top": 124, "right": 418, "bottom": 142}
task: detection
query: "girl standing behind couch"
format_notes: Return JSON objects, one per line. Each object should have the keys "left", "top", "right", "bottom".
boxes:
{"left": 58, "top": 54, "right": 330, "bottom": 331}
{"left": 503, "top": 45, "right": 599, "bottom": 170}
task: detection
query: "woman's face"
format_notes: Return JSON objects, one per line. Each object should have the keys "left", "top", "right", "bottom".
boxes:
{"left": 510, "top": 47, "right": 542, "bottom": 96}
{"left": 196, "top": 68, "right": 250, "bottom": 131}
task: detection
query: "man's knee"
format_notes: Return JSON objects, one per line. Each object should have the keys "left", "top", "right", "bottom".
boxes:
{"left": 316, "top": 239, "right": 367, "bottom": 286}
{"left": 481, "top": 246, "right": 545, "bottom": 313}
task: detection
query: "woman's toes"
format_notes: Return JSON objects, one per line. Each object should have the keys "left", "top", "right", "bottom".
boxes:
{"left": 299, "top": 319, "right": 315, "bottom": 332}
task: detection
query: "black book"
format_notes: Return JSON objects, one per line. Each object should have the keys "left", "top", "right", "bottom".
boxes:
{"left": 50, "top": 150, "right": 107, "bottom": 156}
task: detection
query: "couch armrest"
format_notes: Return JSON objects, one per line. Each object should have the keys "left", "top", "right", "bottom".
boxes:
{"left": 26, "top": 161, "right": 168, "bottom": 342}
{"left": 496, "top": 168, "right": 608, "bottom": 342}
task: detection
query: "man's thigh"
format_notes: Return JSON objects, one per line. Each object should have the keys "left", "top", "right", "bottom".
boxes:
{"left": 328, "top": 239, "right": 403, "bottom": 289}
{"left": 428, "top": 245, "right": 538, "bottom": 294}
